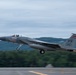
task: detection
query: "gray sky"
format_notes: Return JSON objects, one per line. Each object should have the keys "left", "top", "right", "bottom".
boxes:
{"left": 0, "top": 0, "right": 76, "bottom": 38}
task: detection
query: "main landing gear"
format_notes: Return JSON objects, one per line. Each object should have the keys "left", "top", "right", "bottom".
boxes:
{"left": 40, "top": 50, "right": 45, "bottom": 54}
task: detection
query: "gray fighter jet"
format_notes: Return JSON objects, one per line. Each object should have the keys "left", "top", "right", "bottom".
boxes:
{"left": 0, "top": 34, "right": 76, "bottom": 54}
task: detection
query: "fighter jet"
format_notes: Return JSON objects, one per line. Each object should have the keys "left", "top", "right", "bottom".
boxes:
{"left": 0, "top": 34, "right": 76, "bottom": 54}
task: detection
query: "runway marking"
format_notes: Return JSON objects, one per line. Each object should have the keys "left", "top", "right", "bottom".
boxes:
{"left": 29, "top": 71, "right": 48, "bottom": 75}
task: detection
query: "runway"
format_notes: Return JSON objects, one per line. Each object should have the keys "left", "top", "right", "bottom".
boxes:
{"left": 0, "top": 68, "right": 76, "bottom": 75}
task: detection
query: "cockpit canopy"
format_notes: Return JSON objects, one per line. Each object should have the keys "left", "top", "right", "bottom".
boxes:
{"left": 11, "top": 35, "right": 19, "bottom": 37}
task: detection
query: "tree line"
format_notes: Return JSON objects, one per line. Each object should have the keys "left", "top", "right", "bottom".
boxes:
{"left": 0, "top": 50, "right": 76, "bottom": 67}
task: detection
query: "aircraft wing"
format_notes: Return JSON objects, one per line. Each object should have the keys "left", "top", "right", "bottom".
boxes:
{"left": 42, "top": 43, "right": 60, "bottom": 48}
{"left": 18, "top": 37, "right": 61, "bottom": 49}
{"left": 35, "top": 41, "right": 61, "bottom": 49}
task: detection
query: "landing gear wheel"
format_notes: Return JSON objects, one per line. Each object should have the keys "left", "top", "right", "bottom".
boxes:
{"left": 40, "top": 50, "right": 45, "bottom": 54}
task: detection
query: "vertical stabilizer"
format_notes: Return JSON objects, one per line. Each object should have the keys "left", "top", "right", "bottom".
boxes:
{"left": 62, "top": 34, "right": 76, "bottom": 50}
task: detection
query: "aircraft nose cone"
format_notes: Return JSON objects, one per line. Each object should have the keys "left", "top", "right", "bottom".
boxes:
{"left": 0, "top": 37, "right": 6, "bottom": 41}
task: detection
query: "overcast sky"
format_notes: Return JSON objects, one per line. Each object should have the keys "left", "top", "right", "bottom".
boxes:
{"left": 0, "top": 0, "right": 76, "bottom": 38}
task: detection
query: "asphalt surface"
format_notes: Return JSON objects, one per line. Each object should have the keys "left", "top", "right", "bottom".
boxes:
{"left": 0, "top": 68, "right": 76, "bottom": 75}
